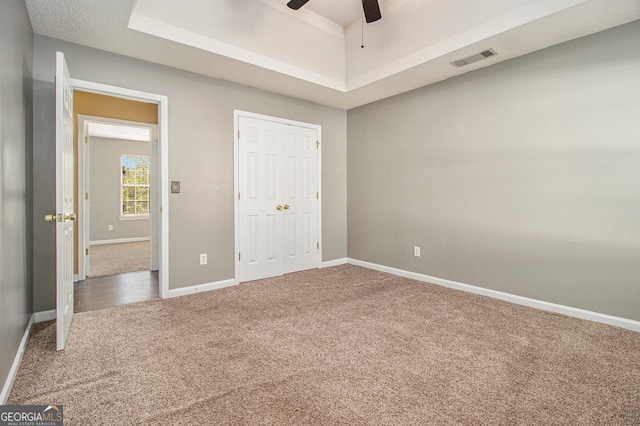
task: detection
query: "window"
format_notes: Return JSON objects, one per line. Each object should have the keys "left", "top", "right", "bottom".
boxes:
{"left": 121, "top": 155, "right": 150, "bottom": 217}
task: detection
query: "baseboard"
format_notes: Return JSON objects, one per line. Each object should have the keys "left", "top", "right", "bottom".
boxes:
{"left": 34, "top": 310, "right": 56, "bottom": 323}
{"left": 166, "top": 278, "right": 236, "bottom": 299}
{"left": 1, "top": 315, "right": 34, "bottom": 404}
{"left": 90, "top": 237, "right": 150, "bottom": 245}
{"left": 347, "top": 258, "right": 640, "bottom": 333}
{"left": 321, "top": 258, "right": 348, "bottom": 268}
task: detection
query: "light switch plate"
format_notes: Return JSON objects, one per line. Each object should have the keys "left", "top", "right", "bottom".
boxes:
{"left": 171, "top": 181, "right": 180, "bottom": 193}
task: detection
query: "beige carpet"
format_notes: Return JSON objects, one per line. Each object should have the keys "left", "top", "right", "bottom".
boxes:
{"left": 89, "top": 241, "right": 150, "bottom": 277}
{"left": 8, "top": 265, "right": 640, "bottom": 425}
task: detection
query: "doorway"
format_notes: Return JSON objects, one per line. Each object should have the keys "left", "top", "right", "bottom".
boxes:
{"left": 234, "top": 110, "right": 322, "bottom": 283}
{"left": 78, "top": 117, "right": 158, "bottom": 280}
{"left": 69, "top": 83, "right": 169, "bottom": 309}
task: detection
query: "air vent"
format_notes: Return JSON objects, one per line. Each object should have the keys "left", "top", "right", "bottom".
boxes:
{"left": 450, "top": 49, "right": 497, "bottom": 68}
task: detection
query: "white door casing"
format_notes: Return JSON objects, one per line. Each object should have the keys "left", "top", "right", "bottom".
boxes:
{"left": 68, "top": 79, "right": 169, "bottom": 298}
{"left": 80, "top": 128, "right": 91, "bottom": 280}
{"left": 235, "top": 112, "right": 320, "bottom": 283}
{"left": 150, "top": 127, "right": 159, "bottom": 271}
{"left": 55, "top": 51, "right": 75, "bottom": 351}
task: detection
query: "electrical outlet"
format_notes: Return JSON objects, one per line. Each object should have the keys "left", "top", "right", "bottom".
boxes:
{"left": 200, "top": 253, "right": 207, "bottom": 265}
{"left": 414, "top": 246, "right": 421, "bottom": 257}
{"left": 108, "top": 225, "right": 113, "bottom": 231}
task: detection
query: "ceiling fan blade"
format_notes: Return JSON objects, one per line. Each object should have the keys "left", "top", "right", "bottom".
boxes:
{"left": 287, "top": 0, "right": 311, "bottom": 10}
{"left": 361, "top": 0, "right": 382, "bottom": 23}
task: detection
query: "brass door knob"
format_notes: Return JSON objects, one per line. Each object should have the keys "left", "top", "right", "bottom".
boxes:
{"left": 276, "top": 205, "right": 283, "bottom": 211}
{"left": 283, "top": 204, "right": 290, "bottom": 210}
{"left": 69, "top": 213, "right": 77, "bottom": 221}
{"left": 44, "top": 214, "right": 57, "bottom": 222}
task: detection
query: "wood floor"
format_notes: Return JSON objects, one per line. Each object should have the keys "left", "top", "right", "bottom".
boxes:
{"left": 74, "top": 270, "right": 159, "bottom": 313}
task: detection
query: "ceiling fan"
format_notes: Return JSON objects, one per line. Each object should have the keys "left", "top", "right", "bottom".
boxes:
{"left": 287, "top": 0, "right": 382, "bottom": 23}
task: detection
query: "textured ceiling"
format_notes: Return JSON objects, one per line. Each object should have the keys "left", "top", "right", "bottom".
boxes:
{"left": 25, "top": 0, "right": 640, "bottom": 109}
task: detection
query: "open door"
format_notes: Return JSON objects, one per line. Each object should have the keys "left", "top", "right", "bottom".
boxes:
{"left": 50, "top": 51, "right": 75, "bottom": 350}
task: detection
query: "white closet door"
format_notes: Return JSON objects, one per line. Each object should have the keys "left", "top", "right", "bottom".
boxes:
{"left": 238, "top": 117, "right": 284, "bottom": 282}
{"left": 282, "top": 125, "right": 318, "bottom": 274}
{"left": 237, "top": 117, "right": 319, "bottom": 283}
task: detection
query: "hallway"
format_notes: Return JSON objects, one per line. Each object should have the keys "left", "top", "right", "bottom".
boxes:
{"left": 74, "top": 270, "right": 159, "bottom": 313}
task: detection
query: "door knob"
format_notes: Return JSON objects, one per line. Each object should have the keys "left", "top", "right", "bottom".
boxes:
{"left": 276, "top": 205, "right": 283, "bottom": 211}
{"left": 46, "top": 213, "right": 76, "bottom": 222}
{"left": 283, "top": 204, "right": 290, "bottom": 210}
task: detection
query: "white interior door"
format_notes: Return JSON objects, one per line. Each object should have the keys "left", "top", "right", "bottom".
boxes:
{"left": 55, "top": 51, "right": 75, "bottom": 351}
{"left": 282, "top": 125, "right": 318, "bottom": 274}
{"left": 238, "top": 117, "right": 284, "bottom": 282}
{"left": 237, "top": 116, "right": 319, "bottom": 283}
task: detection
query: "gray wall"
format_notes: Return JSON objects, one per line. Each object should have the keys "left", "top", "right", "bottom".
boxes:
{"left": 33, "top": 36, "right": 347, "bottom": 309}
{"left": 348, "top": 21, "right": 640, "bottom": 321}
{"left": 89, "top": 137, "right": 150, "bottom": 242}
{"left": 0, "top": 0, "right": 33, "bottom": 396}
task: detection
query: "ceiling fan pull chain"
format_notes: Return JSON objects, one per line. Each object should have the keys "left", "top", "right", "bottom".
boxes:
{"left": 361, "top": 8, "right": 365, "bottom": 48}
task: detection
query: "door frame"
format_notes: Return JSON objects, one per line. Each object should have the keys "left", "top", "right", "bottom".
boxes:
{"left": 77, "top": 115, "right": 159, "bottom": 281}
{"left": 233, "top": 110, "right": 322, "bottom": 284}
{"left": 72, "top": 79, "right": 170, "bottom": 298}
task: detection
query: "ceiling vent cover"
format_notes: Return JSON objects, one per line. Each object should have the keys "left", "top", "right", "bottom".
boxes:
{"left": 450, "top": 49, "right": 497, "bottom": 68}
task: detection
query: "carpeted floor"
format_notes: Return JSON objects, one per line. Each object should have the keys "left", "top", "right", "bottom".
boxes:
{"left": 8, "top": 265, "right": 640, "bottom": 425}
{"left": 89, "top": 241, "right": 150, "bottom": 277}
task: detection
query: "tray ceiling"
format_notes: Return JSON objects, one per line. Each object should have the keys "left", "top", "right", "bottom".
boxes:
{"left": 25, "top": 0, "right": 640, "bottom": 109}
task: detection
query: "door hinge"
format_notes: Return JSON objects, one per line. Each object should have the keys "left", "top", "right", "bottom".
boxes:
{"left": 238, "top": 130, "right": 240, "bottom": 138}
{"left": 238, "top": 253, "right": 241, "bottom": 261}
{"left": 84, "top": 136, "right": 88, "bottom": 144}
{"left": 316, "top": 141, "right": 319, "bottom": 149}
{"left": 85, "top": 192, "right": 89, "bottom": 200}
{"left": 85, "top": 248, "right": 89, "bottom": 255}
{"left": 317, "top": 242, "right": 320, "bottom": 250}
{"left": 238, "top": 192, "right": 240, "bottom": 200}
{"left": 316, "top": 192, "right": 319, "bottom": 199}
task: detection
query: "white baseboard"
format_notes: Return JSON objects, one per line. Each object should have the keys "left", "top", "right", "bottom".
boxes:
{"left": 34, "top": 310, "right": 56, "bottom": 323}
{"left": 321, "top": 258, "right": 348, "bottom": 268}
{"left": 1, "top": 315, "right": 34, "bottom": 404}
{"left": 348, "top": 258, "right": 640, "bottom": 333}
{"left": 90, "top": 237, "right": 150, "bottom": 245}
{"left": 166, "top": 278, "right": 236, "bottom": 299}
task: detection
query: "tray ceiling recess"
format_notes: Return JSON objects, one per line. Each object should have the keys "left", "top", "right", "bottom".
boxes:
{"left": 26, "top": 0, "right": 640, "bottom": 109}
